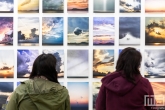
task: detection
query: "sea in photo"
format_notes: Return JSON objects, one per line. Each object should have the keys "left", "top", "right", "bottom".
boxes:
{"left": 18, "top": 0, "right": 39, "bottom": 13}
{"left": 67, "top": 0, "right": 88, "bottom": 13}
{"left": 17, "top": 50, "right": 38, "bottom": 78}
{"left": 0, "top": 17, "right": 13, "bottom": 46}
{"left": 0, "top": 0, "right": 14, "bottom": 13}
{"left": 18, "top": 17, "right": 39, "bottom": 46}
{"left": 43, "top": 50, "right": 64, "bottom": 78}
{"left": 145, "top": 17, "right": 165, "bottom": 45}
{"left": 93, "top": 17, "right": 115, "bottom": 45}
{"left": 0, "top": 50, "right": 14, "bottom": 78}
{"left": 68, "top": 82, "right": 89, "bottom": 110}
{"left": 144, "top": 50, "right": 165, "bottom": 78}
{"left": 93, "top": 49, "right": 114, "bottom": 78}
{"left": 93, "top": 0, "right": 114, "bottom": 13}
{"left": 43, "top": 0, "right": 63, "bottom": 13}
{"left": 68, "top": 17, "right": 89, "bottom": 46}
{"left": 42, "top": 17, "right": 63, "bottom": 45}
{"left": 120, "top": 0, "right": 141, "bottom": 13}
{"left": 67, "top": 50, "right": 88, "bottom": 78}
{"left": 119, "top": 17, "right": 140, "bottom": 45}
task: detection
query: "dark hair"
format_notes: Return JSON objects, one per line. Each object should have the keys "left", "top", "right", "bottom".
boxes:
{"left": 29, "top": 53, "right": 59, "bottom": 83}
{"left": 116, "top": 47, "right": 142, "bottom": 83}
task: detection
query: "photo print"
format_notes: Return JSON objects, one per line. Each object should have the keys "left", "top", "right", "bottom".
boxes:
{"left": 93, "top": 17, "right": 115, "bottom": 45}
{"left": 120, "top": 0, "right": 141, "bottom": 13}
{"left": 0, "top": 50, "right": 14, "bottom": 78}
{"left": 145, "top": 0, "right": 165, "bottom": 13}
{"left": 42, "top": 17, "right": 63, "bottom": 45}
{"left": 43, "top": 50, "right": 64, "bottom": 78}
{"left": 18, "top": 0, "right": 39, "bottom": 13}
{"left": 68, "top": 82, "right": 89, "bottom": 110}
{"left": 93, "top": 82, "right": 101, "bottom": 110}
{"left": 17, "top": 50, "right": 38, "bottom": 78}
{"left": 119, "top": 17, "right": 140, "bottom": 45}
{"left": 0, "top": 82, "right": 13, "bottom": 109}
{"left": 67, "top": 0, "right": 88, "bottom": 13}
{"left": 0, "top": 0, "right": 14, "bottom": 13}
{"left": 145, "top": 17, "right": 165, "bottom": 45}
{"left": 43, "top": 0, "right": 63, "bottom": 13}
{"left": 93, "top": 0, "right": 115, "bottom": 13}
{"left": 93, "top": 49, "right": 114, "bottom": 78}
{"left": 68, "top": 17, "right": 89, "bottom": 46}
{"left": 67, "top": 50, "right": 88, "bottom": 78}
{"left": 0, "top": 17, "right": 13, "bottom": 46}
{"left": 144, "top": 50, "right": 165, "bottom": 78}
{"left": 150, "top": 82, "right": 165, "bottom": 106}
{"left": 18, "top": 17, "right": 39, "bottom": 46}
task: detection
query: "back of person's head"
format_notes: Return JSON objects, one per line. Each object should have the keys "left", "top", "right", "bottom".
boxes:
{"left": 30, "top": 53, "right": 59, "bottom": 83}
{"left": 116, "top": 47, "right": 142, "bottom": 83}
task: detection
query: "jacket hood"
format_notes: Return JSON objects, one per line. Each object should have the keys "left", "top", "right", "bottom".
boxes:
{"left": 101, "top": 71, "right": 141, "bottom": 96}
{"left": 21, "top": 78, "right": 68, "bottom": 110}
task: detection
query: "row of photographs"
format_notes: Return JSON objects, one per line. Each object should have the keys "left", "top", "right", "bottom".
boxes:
{"left": 0, "top": 49, "right": 165, "bottom": 79}
{"left": 1, "top": 17, "right": 165, "bottom": 46}
{"left": 1, "top": 0, "right": 165, "bottom": 13}
{"left": 0, "top": 82, "right": 165, "bottom": 110}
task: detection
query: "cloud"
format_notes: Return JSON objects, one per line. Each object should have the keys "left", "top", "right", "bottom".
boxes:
{"left": 0, "top": 1, "right": 13, "bottom": 11}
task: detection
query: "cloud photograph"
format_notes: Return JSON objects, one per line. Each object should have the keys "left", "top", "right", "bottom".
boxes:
{"left": 93, "top": 82, "right": 101, "bottom": 110}
{"left": 43, "top": 50, "right": 64, "bottom": 78}
{"left": 0, "top": 17, "right": 13, "bottom": 46}
{"left": 93, "top": 49, "right": 114, "bottom": 78}
{"left": 67, "top": 50, "right": 88, "bottom": 78}
{"left": 42, "top": 17, "right": 63, "bottom": 45}
{"left": 144, "top": 50, "right": 165, "bottom": 78}
{"left": 119, "top": 17, "right": 140, "bottom": 45}
{"left": 68, "top": 82, "right": 89, "bottom": 110}
{"left": 145, "top": 17, "right": 165, "bottom": 45}
{"left": 93, "top": 17, "right": 115, "bottom": 45}
{"left": 18, "top": 0, "right": 39, "bottom": 13}
{"left": 43, "top": 0, "right": 63, "bottom": 13}
{"left": 0, "top": 0, "right": 14, "bottom": 13}
{"left": 68, "top": 17, "right": 89, "bottom": 46}
{"left": 18, "top": 17, "right": 39, "bottom": 46}
{"left": 17, "top": 50, "right": 38, "bottom": 78}
{"left": 120, "top": 0, "right": 141, "bottom": 13}
{"left": 93, "top": 0, "right": 114, "bottom": 13}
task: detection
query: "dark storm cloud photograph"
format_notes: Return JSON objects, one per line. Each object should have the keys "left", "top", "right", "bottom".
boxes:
{"left": 0, "top": 0, "right": 14, "bottom": 13}
{"left": 119, "top": 17, "right": 140, "bottom": 45}
{"left": 17, "top": 50, "right": 38, "bottom": 78}
{"left": 43, "top": 0, "right": 63, "bottom": 13}
{"left": 68, "top": 17, "right": 89, "bottom": 46}
{"left": 0, "top": 82, "right": 13, "bottom": 109}
{"left": 144, "top": 50, "right": 165, "bottom": 78}
{"left": 67, "top": 50, "right": 88, "bottom": 78}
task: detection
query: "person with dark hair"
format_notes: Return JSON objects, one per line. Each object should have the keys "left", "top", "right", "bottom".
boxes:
{"left": 5, "top": 54, "right": 71, "bottom": 110}
{"left": 96, "top": 47, "right": 155, "bottom": 110}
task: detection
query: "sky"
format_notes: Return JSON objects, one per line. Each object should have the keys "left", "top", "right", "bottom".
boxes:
{"left": 144, "top": 50, "right": 165, "bottom": 76}
{"left": 92, "top": 82, "right": 101, "bottom": 95}
{"left": 18, "top": 0, "right": 39, "bottom": 11}
{"left": 151, "top": 82, "right": 165, "bottom": 95}
{"left": 43, "top": 0, "right": 63, "bottom": 10}
{"left": 17, "top": 50, "right": 38, "bottom": 77}
{"left": 68, "top": 82, "right": 88, "bottom": 105}
{"left": 42, "top": 50, "right": 64, "bottom": 72}
{"left": 0, "top": 17, "right": 13, "bottom": 41}
{"left": 67, "top": 50, "right": 88, "bottom": 77}
{"left": 0, "top": 82, "right": 13, "bottom": 92}
{"left": 67, "top": 0, "right": 88, "bottom": 10}
{"left": 145, "top": 0, "right": 165, "bottom": 12}
{"left": 93, "top": 49, "right": 114, "bottom": 73}
{"left": 0, "top": 50, "right": 14, "bottom": 68}
{"left": 119, "top": 17, "right": 140, "bottom": 39}
{"left": 145, "top": 17, "right": 165, "bottom": 26}
{"left": 94, "top": 0, "right": 114, "bottom": 12}
{"left": 42, "top": 17, "right": 63, "bottom": 45}
{"left": 0, "top": 0, "right": 13, "bottom": 11}
{"left": 18, "top": 17, "right": 39, "bottom": 39}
